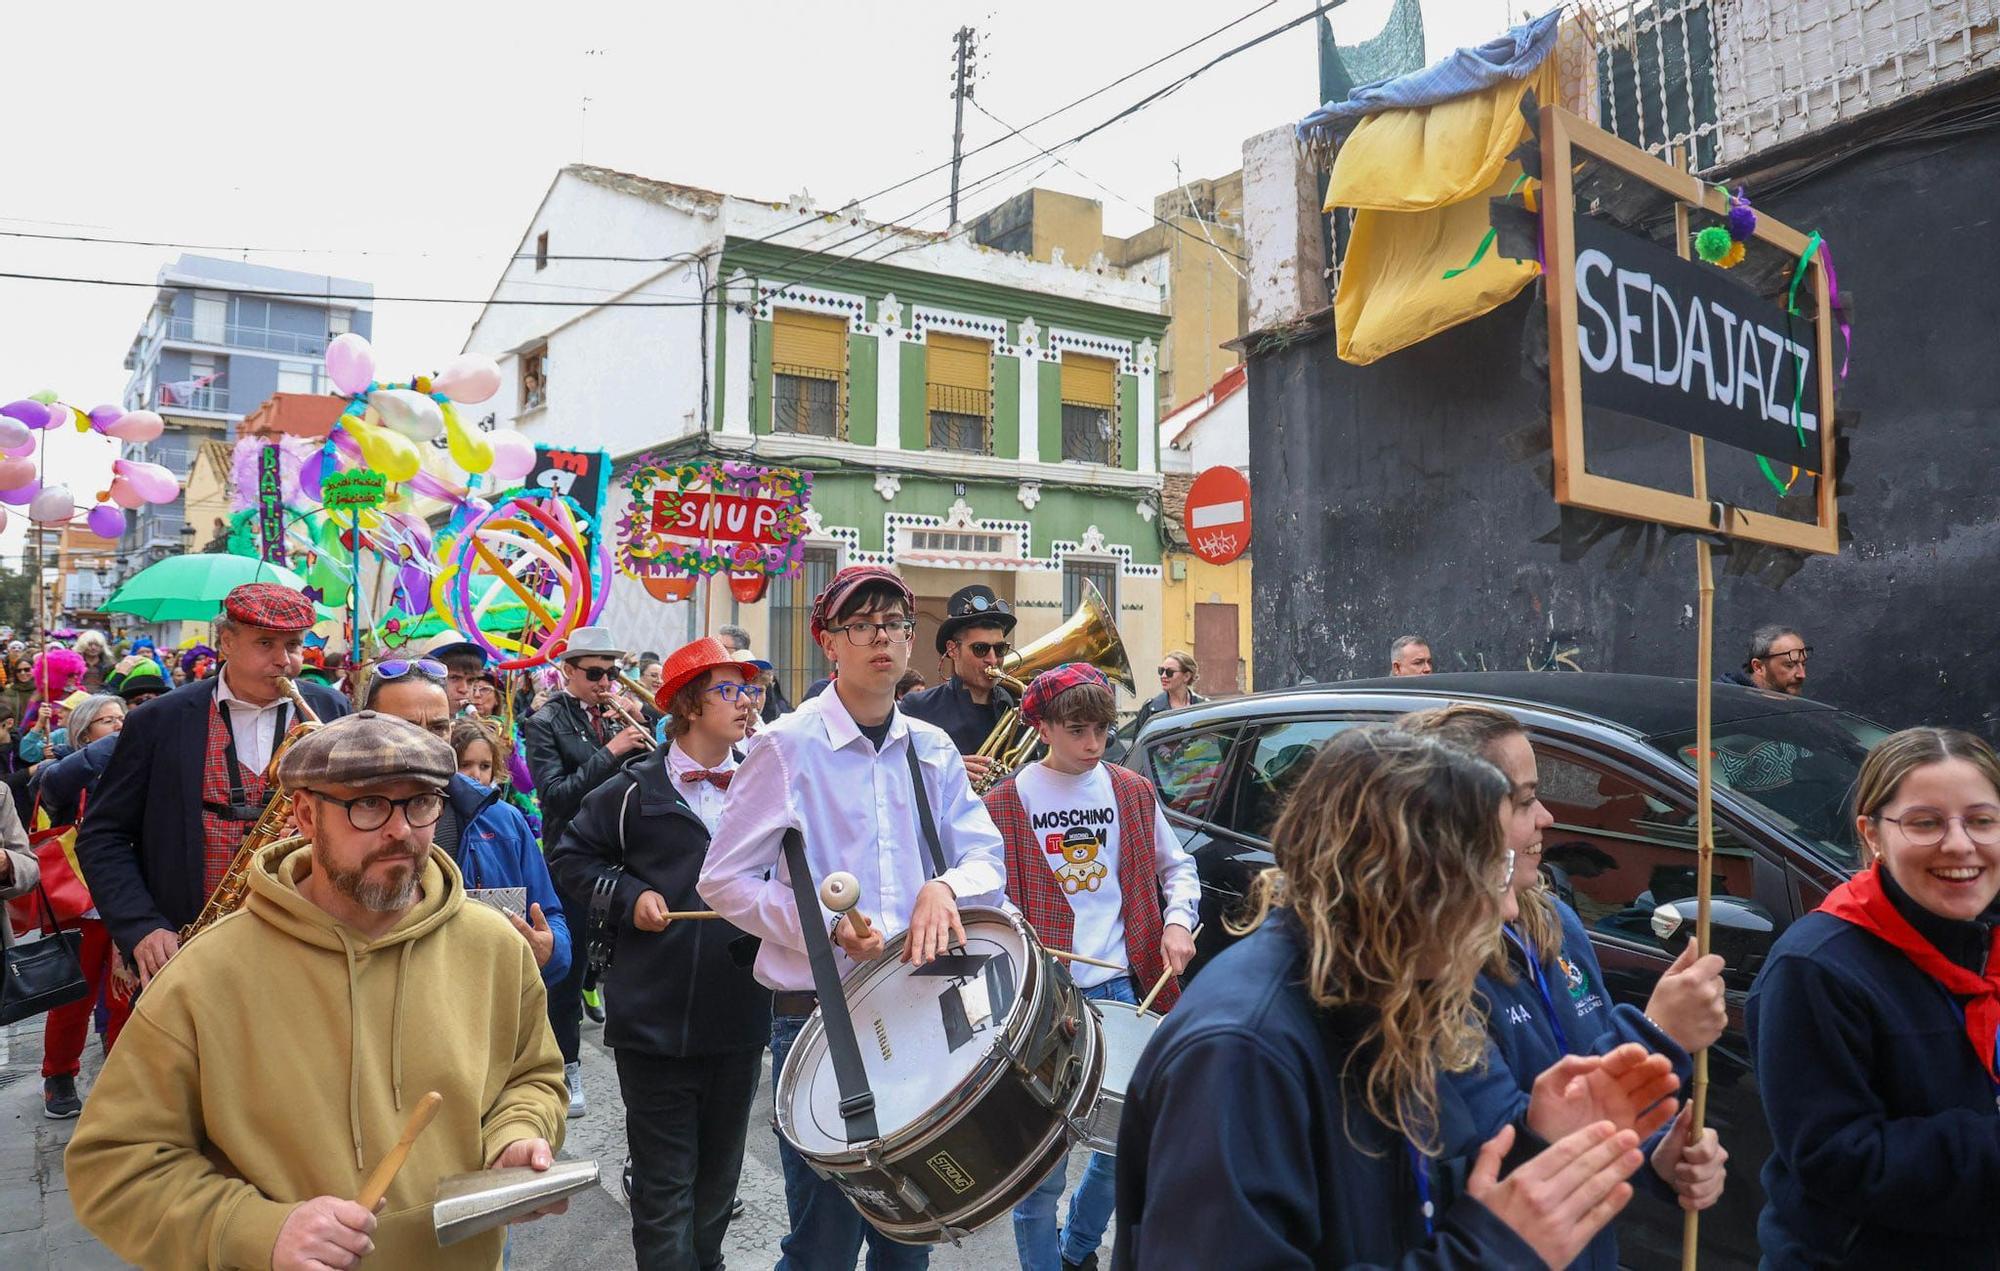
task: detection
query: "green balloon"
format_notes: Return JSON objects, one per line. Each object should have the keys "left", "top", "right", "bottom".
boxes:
{"left": 28, "top": 390, "right": 57, "bottom": 405}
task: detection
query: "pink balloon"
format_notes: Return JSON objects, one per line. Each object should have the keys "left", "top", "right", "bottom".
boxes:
{"left": 88, "top": 405, "right": 124, "bottom": 433}
{"left": 486, "top": 430, "right": 537, "bottom": 483}
{"left": 41, "top": 403, "right": 72, "bottom": 432}
{"left": 112, "top": 458, "right": 181, "bottom": 504}
{"left": 106, "top": 409, "right": 164, "bottom": 442}
{"left": 433, "top": 354, "right": 502, "bottom": 405}
{"left": 107, "top": 475, "right": 145, "bottom": 510}
{"left": 28, "top": 485, "right": 74, "bottom": 525}
{"left": 0, "top": 480, "right": 37, "bottom": 507}
{"left": 2, "top": 432, "right": 35, "bottom": 458}
{"left": 403, "top": 469, "right": 468, "bottom": 508}
{"left": 0, "top": 456, "right": 35, "bottom": 491}
{"left": 86, "top": 503, "right": 125, "bottom": 539}
{"left": 325, "top": 332, "right": 376, "bottom": 397}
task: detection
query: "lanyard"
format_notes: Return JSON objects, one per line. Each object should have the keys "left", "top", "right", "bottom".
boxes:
{"left": 1504, "top": 926, "right": 1570, "bottom": 1054}
{"left": 1404, "top": 1142, "right": 1435, "bottom": 1238}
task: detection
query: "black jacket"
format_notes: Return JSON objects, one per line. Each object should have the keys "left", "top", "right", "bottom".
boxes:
{"left": 1132, "top": 690, "right": 1205, "bottom": 738}
{"left": 74, "top": 675, "right": 350, "bottom": 955}
{"left": 761, "top": 676, "right": 792, "bottom": 724}
{"left": 1115, "top": 915, "right": 1540, "bottom": 1270}
{"left": 547, "top": 750, "right": 770, "bottom": 1057}
{"left": 899, "top": 675, "right": 1015, "bottom": 755}
{"left": 522, "top": 693, "right": 627, "bottom": 851}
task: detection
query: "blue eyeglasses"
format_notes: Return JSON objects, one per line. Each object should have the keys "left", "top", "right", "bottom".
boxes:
{"left": 376, "top": 658, "right": 447, "bottom": 681}
{"left": 705, "top": 682, "right": 767, "bottom": 703}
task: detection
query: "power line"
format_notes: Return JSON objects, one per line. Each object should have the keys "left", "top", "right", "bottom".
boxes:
{"left": 0, "top": 271, "right": 716, "bottom": 307}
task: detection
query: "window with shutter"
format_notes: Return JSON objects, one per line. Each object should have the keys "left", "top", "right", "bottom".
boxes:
{"left": 926, "top": 332, "right": 991, "bottom": 454}
{"left": 771, "top": 309, "right": 848, "bottom": 438}
{"left": 1059, "top": 353, "right": 1118, "bottom": 465}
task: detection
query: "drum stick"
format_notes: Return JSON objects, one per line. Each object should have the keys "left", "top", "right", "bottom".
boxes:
{"left": 820, "top": 871, "right": 872, "bottom": 937}
{"left": 662, "top": 910, "right": 721, "bottom": 920}
{"left": 356, "top": 1091, "right": 442, "bottom": 1210}
{"left": 1136, "top": 923, "right": 1203, "bottom": 1015}
{"left": 1049, "top": 948, "right": 1128, "bottom": 973}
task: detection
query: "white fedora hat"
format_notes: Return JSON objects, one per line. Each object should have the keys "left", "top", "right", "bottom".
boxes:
{"left": 559, "top": 626, "right": 627, "bottom": 661}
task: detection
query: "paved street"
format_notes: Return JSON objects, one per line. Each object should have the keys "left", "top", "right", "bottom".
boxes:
{"left": 2, "top": 1008, "right": 1082, "bottom": 1268}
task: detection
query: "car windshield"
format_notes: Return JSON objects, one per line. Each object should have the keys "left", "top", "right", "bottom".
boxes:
{"left": 1649, "top": 709, "right": 1890, "bottom": 868}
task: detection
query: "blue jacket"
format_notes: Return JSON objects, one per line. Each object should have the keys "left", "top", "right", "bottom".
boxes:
{"left": 1443, "top": 901, "right": 1690, "bottom": 1271}
{"left": 445, "top": 774, "right": 570, "bottom": 986}
{"left": 1748, "top": 908, "right": 2000, "bottom": 1269}
{"left": 1114, "top": 914, "right": 1541, "bottom": 1270}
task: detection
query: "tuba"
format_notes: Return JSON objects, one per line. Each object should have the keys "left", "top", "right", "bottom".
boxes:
{"left": 179, "top": 677, "right": 323, "bottom": 942}
{"left": 969, "top": 581, "right": 1133, "bottom": 792}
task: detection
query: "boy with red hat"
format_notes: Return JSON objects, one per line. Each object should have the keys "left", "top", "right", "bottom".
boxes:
{"left": 549, "top": 636, "right": 770, "bottom": 1269}
{"left": 982, "top": 662, "right": 1199, "bottom": 1271}
{"left": 700, "top": 565, "right": 1006, "bottom": 1271}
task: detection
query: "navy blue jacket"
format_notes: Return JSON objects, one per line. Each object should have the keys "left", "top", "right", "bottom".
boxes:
{"left": 444, "top": 774, "right": 569, "bottom": 986}
{"left": 1748, "top": 907, "right": 2000, "bottom": 1268}
{"left": 33, "top": 733, "right": 118, "bottom": 827}
{"left": 1114, "top": 915, "right": 1542, "bottom": 1270}
{"left": 899, "top": 675, "right": 1014, "bottom": 756}
{"left": 1444, "top": 902, "right": 1689, "bottom": 1270}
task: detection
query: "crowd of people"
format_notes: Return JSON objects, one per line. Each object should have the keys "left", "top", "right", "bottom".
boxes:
{"left": 3, "top": 566, "right": 1978, "bottom": 1271}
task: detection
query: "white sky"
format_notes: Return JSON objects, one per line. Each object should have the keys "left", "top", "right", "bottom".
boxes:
{"left": 0, "top": 0, "right": 1524, "bottom": 561}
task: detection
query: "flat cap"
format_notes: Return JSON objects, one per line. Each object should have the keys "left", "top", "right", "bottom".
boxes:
{"left": 810, "top": 565, "right": 913, "bottom": 639}
{"left": 1021, "top": 663, "right": 1111, "bottom": 726}
{"left": 277, "top": 710, "right": 456, "bottom": 794}
{"left": 223, "top": 582, "right": 317, "bottom": 632}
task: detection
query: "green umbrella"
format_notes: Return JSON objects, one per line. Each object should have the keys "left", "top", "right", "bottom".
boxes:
{"left": 104, "top": 553, "right": 333, "bottom": 623}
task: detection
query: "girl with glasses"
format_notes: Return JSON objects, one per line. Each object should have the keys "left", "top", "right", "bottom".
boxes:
{"left": 1749, "top": 727, "right": 2000, "bottom": 1267}
{"left": 1131, "top": 650, "right": 1205, "bottom": 739}
{"left": 1401, "top": 705, "right": 1731, "bottom": 1271}
{"left": 1114, "top": 727, "right": 1681, "bottom": 1268}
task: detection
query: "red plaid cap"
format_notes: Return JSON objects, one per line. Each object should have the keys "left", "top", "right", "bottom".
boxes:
{"left": 1020, "top": 663, "right": 1111, "bottom": 726}
{"left": 810, "top": 566, "right": 914, "bottom": 639}
{"left": 223, "top": 582, "right": 316, "bottom": 632}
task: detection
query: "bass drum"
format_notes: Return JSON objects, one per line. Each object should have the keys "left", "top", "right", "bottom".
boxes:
{"left": 774, "top": 907, "right": 1102, "bottom": 1245}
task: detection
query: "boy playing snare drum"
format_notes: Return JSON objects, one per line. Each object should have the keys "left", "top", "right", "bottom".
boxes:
{"left": 981, "top": 663, "right": 1200, "bottom": 1271}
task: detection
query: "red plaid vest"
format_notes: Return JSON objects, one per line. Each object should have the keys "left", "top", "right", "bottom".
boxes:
{"left": 985, "top": 762, "right": 1180, "bottom": 1013}
{"left": 199, "top": 696, "right": 270, "bottom": 895}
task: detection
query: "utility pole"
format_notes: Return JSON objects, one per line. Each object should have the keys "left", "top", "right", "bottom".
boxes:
{"left": 948, "top": 26, "right": 978, "bottom": 226}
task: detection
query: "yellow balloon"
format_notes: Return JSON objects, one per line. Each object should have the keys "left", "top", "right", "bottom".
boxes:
{"left": 441, "top": 401, "right": 494, "bottom": 474}
{"left": 347, "top": 412, "right": 421, "bottom": 483}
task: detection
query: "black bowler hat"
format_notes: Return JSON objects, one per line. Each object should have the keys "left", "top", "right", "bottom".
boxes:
{"left": 935, "top": 585, "right": 1016, "bottom": 653}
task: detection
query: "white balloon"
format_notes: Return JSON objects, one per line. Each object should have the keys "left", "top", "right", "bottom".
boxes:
{"left": 0, "top": 418, "right": 29, "bottom": 450}
{"left": 28, "top": 484, "right": 74, "bottom": 525}
{"left": 371, "top": 388, "right": 445, "bottom": 441}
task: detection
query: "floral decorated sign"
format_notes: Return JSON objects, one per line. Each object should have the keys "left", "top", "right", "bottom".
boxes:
{"left": 616, "top": 458, "right": 813, "bottom": 580}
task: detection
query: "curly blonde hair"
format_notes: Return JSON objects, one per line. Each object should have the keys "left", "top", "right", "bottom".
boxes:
{"left": 1396, "top": 702, "right": 1562, "bottom": 978}
{"left": 1232, "top": 727, "right": 1510, "bottom": 1152}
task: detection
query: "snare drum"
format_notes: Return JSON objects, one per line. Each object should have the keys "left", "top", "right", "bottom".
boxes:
{"left": 774, "top": 907, "right": 1103, "bottom": 1245}
{"left": 1080, "top": 999, "right": 1161, "bottom": 1153}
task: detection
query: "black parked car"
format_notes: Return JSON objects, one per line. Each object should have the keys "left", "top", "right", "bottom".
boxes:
{"left": 1132, "top": 672, "right": 1887, "bottom": 1271}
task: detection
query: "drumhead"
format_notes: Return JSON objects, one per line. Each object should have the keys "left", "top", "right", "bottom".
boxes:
{"left": 780, "top": 909, "right": 1034, "bottom": 1155}
{"left": 1094, "top": 1000, "right": 1161, "bottom": 1099}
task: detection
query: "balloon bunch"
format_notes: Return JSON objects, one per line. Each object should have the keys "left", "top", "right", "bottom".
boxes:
{"left": 0, "top": 392, "right": 179, "bottom": 537}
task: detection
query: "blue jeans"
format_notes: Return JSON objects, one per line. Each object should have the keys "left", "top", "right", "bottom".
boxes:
{"left": 770, "top": 1013, "right": 929, "bottom": 1271}
{"left": 1012, "top": 976, "right": 1138, "bottom": 1271}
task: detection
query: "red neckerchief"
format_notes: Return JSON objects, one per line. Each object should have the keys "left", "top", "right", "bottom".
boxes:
{"left": 1819, "top": 861, "right": 2000, "bottom": 1080}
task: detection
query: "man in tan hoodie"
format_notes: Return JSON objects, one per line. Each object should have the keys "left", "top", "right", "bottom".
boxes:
{"left": 66, "top": 710, "right": 570, "bottom": 1270}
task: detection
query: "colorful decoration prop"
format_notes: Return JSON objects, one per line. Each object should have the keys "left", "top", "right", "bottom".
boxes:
{"left": 323, "top": 469, "right": 389, "bottom": 511}
{"left": 1694, "top": 186, "right": 1758, "bottom": 270}
{"left": 615, "top": 458, "right": 813, "bottom": 585}
{"left": 438, "top": 492, "right": 610, "bottom": 670}
{"left": 0, "top": 391, "right": 178, "bottom": 539}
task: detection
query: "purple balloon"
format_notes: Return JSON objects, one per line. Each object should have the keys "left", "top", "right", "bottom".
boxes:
{"left": 300, "top": 448, "right": 326, "bottom": 503}
{"left": 0, "top": 401, "right": 50, "bottom": 430}
{"left": 0, "top": 480, "right": 39, "bottom": 507}
{"left": 88, "top": 405, "right": 124, "bottom": 433}
{"left": 86, "top": 503, "right": 126, "bottom": 539}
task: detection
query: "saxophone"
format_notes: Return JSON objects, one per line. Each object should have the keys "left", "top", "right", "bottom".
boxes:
{"left": 178, "top": 677, "right": 324, "bottom": 943}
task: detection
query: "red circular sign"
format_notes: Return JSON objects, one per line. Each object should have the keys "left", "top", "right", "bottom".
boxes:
{"left": 1184, "top": 466, "right": 1251, "bottom": 564}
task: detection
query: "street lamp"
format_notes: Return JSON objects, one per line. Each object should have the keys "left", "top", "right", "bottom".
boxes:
{"left": 179, "top": 521, "right": 196, "bottom": 554}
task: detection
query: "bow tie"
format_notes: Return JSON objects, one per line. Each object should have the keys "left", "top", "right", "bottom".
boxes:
{"left": 679, "top": 768, "right": 733, "bottom": 790}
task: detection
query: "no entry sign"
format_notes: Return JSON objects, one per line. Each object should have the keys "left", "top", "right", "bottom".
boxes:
{"left": 1184, "top": 466, "right": 1251, "bottom": 564}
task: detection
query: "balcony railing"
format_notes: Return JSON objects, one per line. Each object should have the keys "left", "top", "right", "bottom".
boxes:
{"left": 157, "top": 385, "right": 230, "bottom": 412}
{"left": 165, "top": 314, "right": 330, "bottom": 357}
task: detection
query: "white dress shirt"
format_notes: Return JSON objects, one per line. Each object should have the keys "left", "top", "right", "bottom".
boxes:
{"left": 664, "top": 741, "right": 736, "bottom": 835}
{"left": 214, "top": 673, "right": 289, "bottom": 775}
{"left": 698, "top": 685, "right": 1007, "bottom": 992}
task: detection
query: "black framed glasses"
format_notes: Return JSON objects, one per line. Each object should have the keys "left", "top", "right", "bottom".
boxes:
{"left": 306, "top": 789, "right": 447, "bottom": 831}
{"left": 706, "top": 682, "right": 766, "bottom": 703}
{"left": 376, "top": 658, "right": 446, "bottom": 680}
{"left": 1879, "top": 809, "right": 2000, "bottom": 847}
{"left": 1760, "top": 646, "right": 1812, "bottom": 668}
{"left": 574, "top": 665, "right": 617, "bottom": 682}
{"left": 1157, "top": 666, "right": 1181, "bottom": 679}
{"left": 831, "top": 619, "right": 917, "bottom": 646}
{"left": 967, "top": 641, "right": 1011, "bottom": 659}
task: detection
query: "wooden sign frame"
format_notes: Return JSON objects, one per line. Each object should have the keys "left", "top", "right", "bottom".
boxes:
{"left": 1541, "top": 105, "right": 1839, "bottom": 555}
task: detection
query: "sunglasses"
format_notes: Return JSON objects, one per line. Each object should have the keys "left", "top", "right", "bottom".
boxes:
{"left": 572, "top": 665, "right": 617, "bottom": 682}
{"left": 376, "top": 658, "right": 447, "bottom": 681}
{"left": 967, "top": 641, "right": 1011, "bottom": 659}
{"left": 1157, "top": 666, "right": 1182, "bottom": 678}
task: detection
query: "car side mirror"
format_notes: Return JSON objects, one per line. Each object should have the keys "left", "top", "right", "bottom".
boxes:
{"left": 1650, "top": 896, "right": 1776, "bottom": 972}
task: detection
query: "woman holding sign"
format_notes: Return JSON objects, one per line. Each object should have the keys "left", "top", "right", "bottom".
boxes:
{"left": 1749, "top": 728, "right": 2000, "bottom": 1267}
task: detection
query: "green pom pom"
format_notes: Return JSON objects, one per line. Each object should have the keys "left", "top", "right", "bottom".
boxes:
{"left": 1695, "top": 226, "right": 1734, "bottom": 263}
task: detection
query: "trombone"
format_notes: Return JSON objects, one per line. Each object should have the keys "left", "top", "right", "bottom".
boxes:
{"left": 605, "top": 672, "right": 659, "bottom": 750}
{"left": 969, "top": 581, "right": 1133, "bottom": 792}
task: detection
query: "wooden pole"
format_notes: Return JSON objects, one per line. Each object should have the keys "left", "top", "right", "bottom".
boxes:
{"left": 1675, "top": 149, "right": 1716, "bottom": 1271}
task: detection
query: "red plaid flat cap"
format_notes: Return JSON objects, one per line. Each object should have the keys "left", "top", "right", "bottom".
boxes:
{"left": 1020, "top": 662, "right": 1111, "bottom": 726}
{"left": 223, "top": 582, "right": 317, "bottom": 632}
{"left": 810, "top": 566, "right": 913, "bottom": 639}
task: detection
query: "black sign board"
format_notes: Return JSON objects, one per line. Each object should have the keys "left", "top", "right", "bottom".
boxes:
{"left": 523, "top": 445, "right": 610, "bottom": 519}
{"left": 1572, "top": 214, "right": 1821, "bottom": 473}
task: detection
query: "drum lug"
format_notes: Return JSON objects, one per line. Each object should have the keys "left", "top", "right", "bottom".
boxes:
{"left": 994, "top": 1034, "right": 1063, "bottom": 1109}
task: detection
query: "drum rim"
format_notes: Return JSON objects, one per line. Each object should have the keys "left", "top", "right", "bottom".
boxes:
{"left": 775, "top": 907, "right": 1094, "bottom": 1162}
{"left": 1080, "top": 998, "right": 1160, "bottom": 1153}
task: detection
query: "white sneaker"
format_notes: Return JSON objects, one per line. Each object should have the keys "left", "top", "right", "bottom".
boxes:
{"left": 566, "top": 1061, "right": 585, "bottom": 1118}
